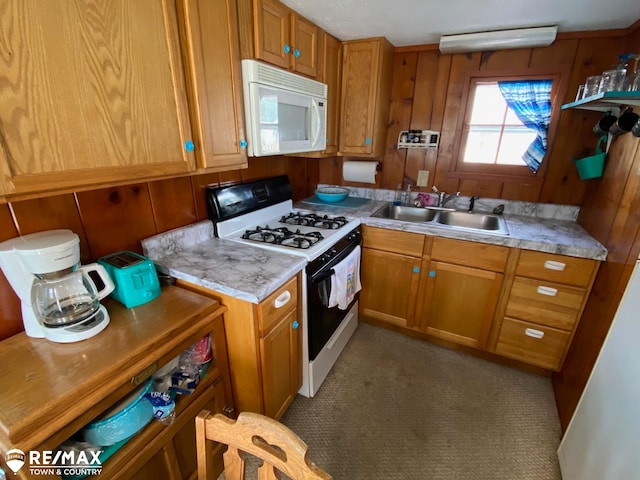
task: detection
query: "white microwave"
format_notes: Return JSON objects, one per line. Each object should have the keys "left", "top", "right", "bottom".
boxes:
{"left": 241, "top": 59, "right": 327, "bottom": 157}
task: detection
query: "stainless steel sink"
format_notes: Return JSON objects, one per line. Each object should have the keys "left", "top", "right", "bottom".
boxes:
{"left": 436, "top": 211, "right": 508, "bottom": 234}
{"left": 372, "top": 204, "right": 437, "bottom": 222}
{"left": 371, "top": 203, "right": 509, "bottom": 235}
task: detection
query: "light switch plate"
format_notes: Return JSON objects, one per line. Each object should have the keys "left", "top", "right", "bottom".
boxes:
{"left": 417, "top": 170, "right": 429, "bottom": 187}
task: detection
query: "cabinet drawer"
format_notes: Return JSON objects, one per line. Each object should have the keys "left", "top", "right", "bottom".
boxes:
{"left": 431, "top": 237, "right": 509, "bottom": 272}
{"left": 516, "top": 251, "right": 597, "bottom": 287}
{"left": 363, "top": 226, "right": 424, "bottom": 257}
{"left": 258, "top": 276, "right": 298, "bottom": 335}
{"left": 495, "top": 317, "right": 570, "bottom": 371}
{"left": 505, "top": 277, "right": 585, "bottom": 330}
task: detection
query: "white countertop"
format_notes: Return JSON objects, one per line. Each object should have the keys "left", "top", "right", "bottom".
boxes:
{"left": 295, "top": 198, "right": 607, "bottom": 261}
{"left": 142, "top": 196, "right": 607, "bottom": 304}
{"left": 142, "top": 222, "right": 306, "bottom": 304}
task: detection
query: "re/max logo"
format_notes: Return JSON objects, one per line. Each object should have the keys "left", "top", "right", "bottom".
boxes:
{"left": 29, "top": 450, "right": 102, "bottom": 466}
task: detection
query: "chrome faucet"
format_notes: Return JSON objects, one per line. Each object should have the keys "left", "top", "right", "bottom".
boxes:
{"left": 402, "top": 184, "right": 412, "bottom": 205}
{"left": 432, "top": 186, "right": 460, "bottom": 208}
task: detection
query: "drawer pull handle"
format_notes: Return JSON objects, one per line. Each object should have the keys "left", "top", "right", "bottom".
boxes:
{"left": 536, "top": 286, "right": 558, "bottom": 296}
{"left": 274, "top": 290, "right": 291, "bottom": 308}
{"left": 525, "top": 328, "right": 545, "bottom": 339}
{"left": 544, "top": 260, "right": 566, "bottom": 271}
{"left": 132, "top": 362, "right": 158, "bottom": 385}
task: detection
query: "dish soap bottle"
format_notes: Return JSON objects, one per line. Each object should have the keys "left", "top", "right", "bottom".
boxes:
{"left": 393, "top": 184, "right": 403, "bottom": 206}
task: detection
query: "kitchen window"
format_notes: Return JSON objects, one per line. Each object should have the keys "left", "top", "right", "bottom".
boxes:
{"left": 452, "top": 70, "right": 567, "bottom": 180}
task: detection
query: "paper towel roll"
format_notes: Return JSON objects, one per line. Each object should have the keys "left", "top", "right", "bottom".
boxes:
{"left": 343, "top": 161, "right": 378, "bottom": 184}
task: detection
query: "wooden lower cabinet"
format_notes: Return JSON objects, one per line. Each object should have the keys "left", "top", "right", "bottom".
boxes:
{"left": 180, "top": 274, "right": 302, "bottom": 419}
{"left": 360, "top": 247, "right": 422, "bottom": 327}
{"left": 414, "top": 259, "right": 503, "bottom": 349}
{"left": 260, "top": 309, "right": 301, "bottom": 419}
{"left": 491, "top": 250, "right": 599, "bottom": 371}
{"left": 359, "top": 226, "right": 600, "bottom": 373}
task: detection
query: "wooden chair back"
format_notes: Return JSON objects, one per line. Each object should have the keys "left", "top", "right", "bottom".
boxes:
{"left": 196, "top": 410, "right": 332, "bottom": 480}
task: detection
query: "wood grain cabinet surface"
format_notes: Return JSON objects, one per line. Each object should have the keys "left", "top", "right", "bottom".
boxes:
{"left": 179, "top": 274, "right": 303, "bottom": 420}
{"left": 0, "top": 0, "right": 196, "bottom": 197}
{"left": 0, "top": 286, "right": 234, "bottom": 480}
{"left": 177, "top": 0, "right": 249, "bottom": 172}
{"left": 414, "top": 238, "right": 507, "bottom": 349}
{"left": 360, "top": 226, "right": 425, "bottom": 328}
{"left": 359, "top": 226, "right": 600, "bottom": 373}
{"left": 493, "top": 250, "right": 599, "bottom": 371}
{"left": 322, "top": 32, "right": 343, "bottom": 155}
{"left": 253, "top": 0, "right": 320, "bottom": 78}
{"left": 339, "top": 37, "right": 394, "bottom": 157}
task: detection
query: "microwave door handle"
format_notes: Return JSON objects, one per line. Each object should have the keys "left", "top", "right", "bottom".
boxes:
{"left": 311, "top": 101, "right": 321, "bottom": 146}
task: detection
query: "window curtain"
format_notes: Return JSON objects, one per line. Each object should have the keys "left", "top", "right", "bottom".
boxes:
{"left": 497, "top": 80, "right": 553, "bottom": 174}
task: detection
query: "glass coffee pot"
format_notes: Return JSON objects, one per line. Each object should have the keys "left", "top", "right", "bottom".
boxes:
{"left": 31, "top": 263, "right": 114, "bottom": 335}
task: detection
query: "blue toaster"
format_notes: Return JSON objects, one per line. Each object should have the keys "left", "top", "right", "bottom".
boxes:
{"left": 98, "top": 251, "right": 161, "bottom": 308}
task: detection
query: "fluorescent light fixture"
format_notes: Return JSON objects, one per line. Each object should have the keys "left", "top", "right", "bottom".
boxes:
{"left": 439, "top": 26, "right": 558, "bottom": 54}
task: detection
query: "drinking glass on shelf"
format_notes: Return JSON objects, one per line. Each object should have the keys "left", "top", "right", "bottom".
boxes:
{"left": 628, "top": 55, "right": 640, "bottom": 91}
{"left": 583, "top": 75, "right": 602, "bottom": 98}
{"left": 601, "top": 68, "right": 627, "bottom": 92}
{"left": 575, "top": 84, "right": 585, "bottom": 101}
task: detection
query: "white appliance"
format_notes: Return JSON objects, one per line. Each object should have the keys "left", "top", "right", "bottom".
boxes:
{"left": 241, "top": 59, "right": 327, "bottom": 157}
{"left": 557, "top": 257, "right": 640, "bottom": 479}
{"left": 0, "top": 230, "right": 114, "bottom": 342}
{"left": 207, "top": 176, "right": 360, "bottom": 397}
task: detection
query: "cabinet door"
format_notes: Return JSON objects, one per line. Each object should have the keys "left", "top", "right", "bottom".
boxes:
{"left": 260, "top": 309, "right": 301, "bottom": 419}
{"left": 360, "top": 247, "right": 421, "bottom": 327}
{"left": 339, "top": 40, "right": 380, "bottom": 155}
{"left": 416, "top": 261, "right": 503, "bottom": 349}
{"left": 291, "top": 14, "right": 319, "bottom": 78}
{"left": 254, "top": 0, "right": 291, "bottom": 69}
{"left": 0, "top": 0, "right": 195, "bottom": 196}
{"left": 179, "top": 0, "right": 248, "bottom": 172}
{"left": 322, "top": 32, "right": 342, "bottom": 154}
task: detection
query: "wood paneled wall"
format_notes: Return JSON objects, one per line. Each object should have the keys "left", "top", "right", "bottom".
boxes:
{"left": 320, "top": 36, "right": 627, "bottom": 205}
{"left": 552, "top": 25, "right": 640, "bottom": 429}
{"left": 0, "top": 156, "right": 317, "bottom": 340}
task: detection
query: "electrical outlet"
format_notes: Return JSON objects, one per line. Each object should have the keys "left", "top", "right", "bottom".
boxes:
{"left": 637, "top": 164, "right": 640, "bottom": 176}
{"left": 417, "top": 170, "right": 429, "bottom": 187}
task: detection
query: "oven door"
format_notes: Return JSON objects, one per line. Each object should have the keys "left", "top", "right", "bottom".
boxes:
{"left": 307, "top": 243, "right": 359, "bottom": 361}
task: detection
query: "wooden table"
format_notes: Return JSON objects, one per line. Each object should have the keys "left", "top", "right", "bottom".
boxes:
{"left": 0, "top": 285, "right": 232, "bottom": 479}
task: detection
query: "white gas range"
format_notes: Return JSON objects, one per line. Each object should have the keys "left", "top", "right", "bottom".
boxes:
{"left": 206, "top": 176, "right": 361, "bottom": 397}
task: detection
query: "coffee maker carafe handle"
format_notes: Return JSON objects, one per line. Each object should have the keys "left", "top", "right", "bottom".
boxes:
{"left": 79, "top": 263, "right": 115, "bottom": 300}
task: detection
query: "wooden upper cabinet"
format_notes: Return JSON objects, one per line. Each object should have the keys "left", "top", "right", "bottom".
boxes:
{"left": 339, "top": 37, "right": 393, "bottom": 157}
{"left": 0, "top": 0, "right": 195, "bottom": 197}
{"left": 253, "top": 0, "right": 319, "bottom": 78}
{"left": 322, "top": 32, "right": 343, "bottom": 155}
{"left": 254, "top": 0, "right": 291, "bottom": 70}
{"left": 178, "top": 0, "right": 248, "bottom": 172}
{"left": 290, "top": 14, "right": 319, "bottom": 77}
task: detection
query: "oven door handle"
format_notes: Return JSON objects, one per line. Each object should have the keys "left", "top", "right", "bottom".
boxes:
{"left": 311, "top": 268, "right": 335, "bottom": 285}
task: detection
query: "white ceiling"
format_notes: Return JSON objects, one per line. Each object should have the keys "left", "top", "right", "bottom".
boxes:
{"left": 280, "top": 0, "right": 640, "bottom": 47}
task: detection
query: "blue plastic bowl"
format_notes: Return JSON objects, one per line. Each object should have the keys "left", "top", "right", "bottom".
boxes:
{"left": 82, "top": 379, "right": 154, "bottom": 446}
{"left": 315, "top": 187, "right": 349, "bottom": 203}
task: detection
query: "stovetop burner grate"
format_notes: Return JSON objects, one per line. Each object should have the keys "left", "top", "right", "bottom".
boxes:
{"left": 241, "top": 226, "right": 324, "bottom": 250}
{"left": 280, "top": 212, "right": 348, "bottom": 230}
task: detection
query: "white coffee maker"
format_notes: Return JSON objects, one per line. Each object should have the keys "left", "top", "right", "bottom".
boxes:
{"left": 0, "top": 230, "right": 114, "bottom": 343}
